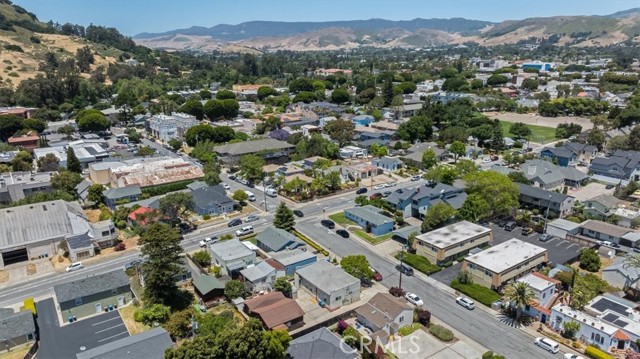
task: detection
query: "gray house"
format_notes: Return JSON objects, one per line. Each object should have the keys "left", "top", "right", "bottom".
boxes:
{"left": 210, "top": 239, "right": 256, "bottom": 277}
{"left": 583, "top": 195, "right": 622, "bottom": 221}
{"left": 517, "top": 183, "right": 575, "bottom": 217}
{"left": 0, "top": 308, "right": 36, "bottom": 351}
{"left": 53, "top": 269, "right": 132, "bottom": 319}
{"left": 386, "top": 183, "right": 467, "bottom": 219}
{"left": 401, "top": 142, "right": 448, "bottom": 169}
{"left": 240, "top": 260, "right": 277, "bottom": 292}
{"left": 190, "top": 184, "right": 236, "bottom": 216}
{"left": 287, "top": 327, "right": 358, "bottom": 359}
{"left": 103, "top": 185, "right": 141, "bottom": 209}
{"left": 256, "top": 227, "right": 305, "bottom": 252}
{"left": 295, "top": 260, "right": 360, "bottom": 310}
{"left": 602, "top": 257, "right": 640, "bottom": 291}
{"left": 0, "top": 171, "right": 55, "bottom": 205}
{"left": 355, "top": 293, "right": 414, "bottom": 336}
{"left": 75, "top": 327, "right": 173, "bottom": 359}
{"left": 520, "top": 159, "right": 589, "bottom": 189}
{"left": 589, "top": 150, "right": 640, "bottom": 182}
{"left": 372, "top": 156, "right": 403, "bottom": 172}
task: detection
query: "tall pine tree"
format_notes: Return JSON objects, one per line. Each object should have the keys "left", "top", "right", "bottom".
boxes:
{"left": 66, "top": 147, "right": 82, "bottom": 173}
{"left": 273, "top": 202, "right": 295, "bottom": 232}
{"left": 140, "top": 223, "right": 184, "bottom": 305}
{"left": 382, "top": 80, "right": 394, "bottom": 107}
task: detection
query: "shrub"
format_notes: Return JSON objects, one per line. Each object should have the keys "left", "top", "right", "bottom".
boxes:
{"left": 415, "top": 308, "right": 431, "bottom": 325}
{"left": 4, "top": 44, "right": 24, "bottom": 52}
{"left": 342, "top": 326, "right": 362, "bottom": 350}
{"left": 202, "top": 214, "right": 211, "bottom": 220}
{"left": 29, "top": 35, "right": 41, "bottom": 44}
{"left": 584, "top": 346, "right": 614, "bottom": 359}
{"left": 133, "top": 304, "right": 170, "bottom": 325}
{"left": 451, "top": 279, "right": 501, "bottom": 306}
{"left": 115, "top": 220, "right": 127, "bottom": 229}
{"left": 337, "top": 319, "right": 349, "bottom": 334}
{"left": 483, "top": 351, "right": 506, "bottom": 359}
{"left": 192, "top": 250, "right": 211, "bottom": 267}
{"left": 389, "top": 287, "right": 406, "bottom": 297}
{"left": 394, "top": 252, "right": 441, "bottom": 275}
{"left": 429, "top": 324, "right": 454, "bottom": 342}
{"left": 114, "top": 243, "right": 126, "bottom": 251}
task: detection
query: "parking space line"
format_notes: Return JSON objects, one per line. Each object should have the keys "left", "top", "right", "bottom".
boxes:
{"left": 97, "top": 331, "right": 128, "bottom": 343}
{"left": 556, "top": 240, "right": 568, "bottom": 246}
{"left": 546, "top": 238, "right": 557, "bottom": 244}
{"left": 566, "top": 243, "right": 578, "bottom": 249}
{"left": 91, "top": 317, "right": 120, "bottom": 326}
{"left": 95, "top": 323, "right": 125, "bottom": 334}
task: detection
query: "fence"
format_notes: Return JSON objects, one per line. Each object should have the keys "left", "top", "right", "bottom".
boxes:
{"left": 23, "top": 341, "right": 38, "bottom": 359}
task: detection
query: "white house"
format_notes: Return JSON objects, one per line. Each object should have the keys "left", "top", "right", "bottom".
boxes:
{"left": 602, "top": 257, "right": 640, "bottom": 291}
{"left": 209, "top": 239, "right": 256, "bottom": 277}
{"left": 339, "top": 146, "right": 367, "bottom": 159}
{"left": 148, "top": 113, "right": 198, "bottom": 141}
{"left": 355, "top": 293, "right": 413, "bottom": 338}
{"left": 295, "top": 261, "right": 360, "bottom": 310}
{"left": 516, "top": 272, "right": 560, "bottom": 323}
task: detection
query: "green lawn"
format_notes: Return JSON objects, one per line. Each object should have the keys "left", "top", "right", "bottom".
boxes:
{"left": 398, "top": 323, "right": 423, "bottom": 336}
{"left": 394, "top": 252, "right": 441, "bottom": 275}
{"left": 328, "top": 212, "right": 355, "bottom": 225}
{"left": 499, "top": 121, "right": 556, "bottom": 144}
{"left": 353, "top": 230, "right": 393, "bottom": 245}
{"left": 451, "top": 279, "right": 502, "bottom": 306}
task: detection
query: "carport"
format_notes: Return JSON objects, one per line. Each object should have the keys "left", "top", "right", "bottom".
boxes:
{"left": 1, "top": 247, "right": 28, "bottom": 266}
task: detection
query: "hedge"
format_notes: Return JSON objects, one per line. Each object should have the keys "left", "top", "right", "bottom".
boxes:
{"left": 394, "top": 252, "right": 441, "bottom": 275}
{"left": 584, "top": 346, "right": 614, "bottom": 359}
{"left": 141, "top": 179, "right": 196, "bottom": 197}
{"left": 451, "top": 279, "right": 501, "bottom": 307}
{"left": 292, "top": 230, "right": 329, "bottom": 256}
{"left": 429, "top": 324, "right": 454, "bottom": 342}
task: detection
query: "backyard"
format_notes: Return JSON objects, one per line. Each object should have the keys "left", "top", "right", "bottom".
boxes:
{"left": 499, "top": 121, "right": 556, "bottom": 144}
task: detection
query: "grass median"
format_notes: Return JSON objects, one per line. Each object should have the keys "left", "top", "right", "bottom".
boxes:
{"left": 394, "top": 252, "right": 441, "bottom": 275}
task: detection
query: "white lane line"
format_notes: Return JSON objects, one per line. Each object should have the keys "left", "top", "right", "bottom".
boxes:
{"left": 97, "top": 331, "right": 129, "bottom": 342}
{"left": 556, "top": 240, "right": 568, "bottom": 246}
{"left": 92, "top": 317, "right": 121, "bottom": 326}
{"left": 95, "top": 323, "right": 125, "bottom": 334}
{"left": 566, "top": 243, "right": 578, "bottom": 249}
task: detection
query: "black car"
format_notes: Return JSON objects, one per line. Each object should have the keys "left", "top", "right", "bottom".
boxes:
{"left": 396, "top": 264, "right": 414, "bottom": 276}
{"left": 293, "top": 210, "right": 304, "bottom": 217}
{"left": 504, "top": 221, "right": 517, "bottom": 231}
{"left": 336, "top": 229, "right": 349, "bottom": 238}
{"left": 382, "top": 191, "right": 392, "bottom": 197}
{"left": 356, "top": 187, "right": 368, "bottom": 195}
{"left": 497, "top": 219, "right": 508, "bottom": 227}
{"left": 227, "top": 218, "right": 242, "bottom": 227}
{"left": 321, "top": 219, "right": 335, "bottom": 229}
{"left": 228, "top": 174, "right": 236, "bottom": 181}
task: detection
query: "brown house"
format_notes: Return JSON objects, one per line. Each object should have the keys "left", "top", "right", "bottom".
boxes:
{"left": 8, "top": 131, "right": 39, "bottom": 149}
{"left": 243, "top": 292, "right": 304, "bottom": 330}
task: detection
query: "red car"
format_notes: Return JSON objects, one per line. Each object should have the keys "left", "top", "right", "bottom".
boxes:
{"left": 370, "top": 192, "right": 382, "bottom": 200}
{"left": 371, "top": 267, "right": 383, "bottom": 281}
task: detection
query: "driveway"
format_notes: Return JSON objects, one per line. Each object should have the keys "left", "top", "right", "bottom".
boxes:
{"left": 389, "top": 329, "right": 483, "bottom": 359}
{"left": 36, "top": 298, "right": 129, "bottom": 359}
{"left": 431, "top": 262, "right": 463, "bottom": 286}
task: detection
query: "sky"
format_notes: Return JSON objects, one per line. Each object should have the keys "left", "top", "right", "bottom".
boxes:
{"left": 13, "top": 0, "right": 640, "bottom": 36}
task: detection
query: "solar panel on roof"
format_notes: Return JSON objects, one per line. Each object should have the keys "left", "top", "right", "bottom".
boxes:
{"left": 591, "top": 298, "right": 628, "bottom": 316}
{"left": 614, "top": 319, "right": 629, "bottom": 328}
{"left": 602, "top": 313, "right": 619, "bottom": 322}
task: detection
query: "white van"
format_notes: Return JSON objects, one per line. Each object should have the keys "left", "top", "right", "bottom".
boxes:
{"left": 534, "top": 337, "right": 559, "bottom": 354}
{"left": 265, "top": 188, "right": 277, "bottom": 197}
{"left": 245, "top": 191, "right": 256, "bottom": 202}
{"left": 235, "top": 225, "right": 254, "bottom": 236}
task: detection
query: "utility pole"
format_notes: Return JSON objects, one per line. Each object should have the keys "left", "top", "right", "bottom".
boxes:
{"left": 398, "top": 244, "right": 406, "bottom": 290}
{"left": 261, "top": 172, "right": 268, "bottom": 212}
{"left": 543, "top": 194, "right": 552, "bottom": 233}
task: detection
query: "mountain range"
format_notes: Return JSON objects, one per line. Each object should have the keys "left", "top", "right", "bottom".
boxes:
{"left": 133, "top": 8, "right": 640, "bottom": 52}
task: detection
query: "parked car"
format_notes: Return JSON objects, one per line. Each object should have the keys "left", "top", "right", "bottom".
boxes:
{"left": 411, "top": 175, "right": 421, "bottom": 181}
{"left": 497, "top": 219, "right": 508, "bottom": 227}
{"left": 66, "top": 262, "right": 84, "bottom": 272}
{"left": 396, "top": 263, "right": 414, "bottom": 276}
{"left": 534, "top": 337, "right": 559, "bottom": 354}
{"left": 199, "top": 236, "right": 219, "bottom": 247}
{"left": 564, "top": 354, "right": 585, "bottom": 359}
{"left": 321, "top": 219, "right": 335, "bottom": 229}
{"left": 605, "top": 184, "right": 615, "bottom": 190}
{"left": 370, "top": 268, "right": 383, "bottom": 281}
{"left": 373, "top": 184, "right": 385, "bottom": 190}
{"left": 228, "top": 218, "right": 242, "bottom": 227}
{"left": 245, "top": 214, "right": 260, "bottom": 222}
{"left": 336, "top": 229, "right": 349, "bottom": 238}
{"left": 382, "top": 191, "right": 392, "bottom": 198}
{"left": 521, "top": 227, "right": 533, "bottom": 236}
{"left": 404, "top": 292, "right": 424, "bottom": 306}
{"left": 228, "top": 175, "right": 236, "bottom": 181}
{"left": 124, "top": 259, "right": 143, "bottom": 271}
{"left": 482, "top": 157, "right": 492, "bottom": 163}
{"left": 599, "top": 240, "right": 614, "bottom": 247}
{"left": 455, "top": 297, "right": 475, "bottom": 310}
{"left": 356, "top": 187, "right": 368, "bottom": 195}
{"left": 386, "top": 182, "right": 397, "bottom": 187}
{"left": 222, "top": 183, "right": 230, "bottom": 190}
{"left": 370, "top": 193, "right": 382, "bottom": 200}
{"left": 504, "top": 221, "right": 517, "bottom": 231}
{"left": 235, "top": 225, "right": 254, "bottom": 237}
{"left": 293, "top": 210, "right": 304, "bottom": 217}
{"left": 539, "top": 233, "right": 553, "bottom": 242}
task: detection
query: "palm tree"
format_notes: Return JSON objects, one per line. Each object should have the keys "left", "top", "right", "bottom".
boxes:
{"left": 503, "top": 281, "right": 536, "bottom": 322}
{"left": 623, "top": 254, "right": 640, "bottom": 270}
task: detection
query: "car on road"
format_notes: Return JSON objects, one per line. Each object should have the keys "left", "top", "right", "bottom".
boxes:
{"left": 321, "top": 219, "right": 335, "bottom": 229}
{"left": 245, "top": 214, "right": 260, "bottom": 222}
{"left": 336, "top": 229, "right": 349, "bottom": 238}
{"left": 396, "top": 263, "right": 414, "bottom": 276}
{"left": 373, "top": 184, "right": 385, "bottom": 190}
{"left": 534, "top": 337, "right": 559, "bottom": 354}
{"left": 124, "top": 259, "right": 143, "bottom": 271}
{"left": 228, "top": 175, "right": 236, "bottom": 181}
{"left": 222, "top": 183, "right": 230, "bottom": 190}
{"left": 382, "top": 191, "right": 392, "bottom": 198}
{"left": 199, "top": 236, "right": 219, "bottom": 247}
{"left": 356, "top": 187, "right": 368, "bottom": 195}
{"left": 504, "top": 221, "right": 517, "bottom": 231}
{"left": 293, "top": 210, "right": 304, "bottom": 217}
{"left": 539, "top": 233, "right": 553, "bottom": 242}
{"left": 370, "top": 267, "right": 383, "bottom": 281}
{"left": 370, "top": 193, "right": 382, "bottom": 200}
{"left": 411, "top": 175, "right": 421, "bottom": 181}
{"left": 228, "top": 218, "right": 242, "bottom": 227}
{"left": 455, "top": 296, "right": 475, "bottom": 310}
{"left": 564, "top": 354, "right": 585, "bottom": 359}
{"left": 385, "top": 182, "right": 397, "bottom": 187}
{"left": 66, "top": 262, "right": 84, "bottom": 272}
{"left": 404, "top": 292, "right": 424, "bottom": 306}
{"left": 236, "top": 226, "right": 254, "bottom": 237}
{"left": 521, "top": 227, "right": 533, "bottom": 236}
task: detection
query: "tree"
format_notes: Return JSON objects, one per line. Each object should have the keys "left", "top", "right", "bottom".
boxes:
{"left": 274, "top": 277, "right": 292, "bottom": 298}
{"left": 370, "top": 144, "right": 388, "bottom": 158}
{"left": 623, "top": 254, "right": 640, "bottom": 271}
{"left": 330, "top": 88, "right": 350, "bottom": 104}
{"left": 458, "top": 193, "right": 491, "bottom": 222}
{"left": 239, "top": 155, "right": 265, "bottom": 184}
{"left": 216, "top": 90, "right": 236, "bottom": 100}
{"left": 324, "top": 118, "right": 354, "bottom": 147}
{"left": 77, "top": 113, "right": 110, "bottom": 133}
{"left": 22, "top": 118, "right": 47, "bottom": 133}
{"left": 521, "top": 78, "right": 539, "bottom": 91}
{"left": 509, "top": 122, "right": 532, "bottom": 139}
{"left": 586, "top": 128, "right": 606, "bottom": 151}
{"left": 486, "top": 74, "right": 509, "bottom": 87}
{"left": 502, "top": 281, "right": 535, "bottom": 322}
{"left": 164, "top": 309, "right": 194, "bottom": 340}
{"left": 464, "top": 171, "right": 519, "bottom": 217}
{"left": 140, "top": 223, "right": 183, "bottom": 305}
{"left": 561, "top": 320, "right": 581, "bottom": 339}
{"left": 87, "top": 184, "right": 105, "bottom": 205}
{"left": 204, "top": 161, "right": 221, "bottom": 186}
{"left": 66, "top": 147, "right": 82, "bottom": 173}
{"left": 0, "top": 115, "right": 24, "bottom": 141}
{"left": 449, "top": 141, "right": 466, "bottom": 163}
{"left": 232, "top": 190, "right": 248, "bottom": 203}
{"left": 37, "top": 153, "right": 60, "bottom": 172}
{"left": 192, "top": 250, "right": 211, "bottom": 267}
{"left": 289, "top": 78, "right": 314, "bottom": 93}
{"left": 51, "top": 170, "right": 82, "bottom": 195}
{"left": 424, "top": 165, "right": 457, "bottom": 185}
{"left": 180, "top": 99, "right": 204, "bottom": 120}
{"left": 273, "top": 202, "right": 295, "bottom": 232}
{"left": 382, "top": 80, "right": 394, "bottom": 106}
{"left": 508, "top": 171, "right": 532, "bottom": 185}
{"left": 57, "top": 124, "right": 75, "bottom": 139}
{"left": 168, "top": 138, "right": 182, "bottom": 152}
{"left": 136, "top": 145, "right": 156, "bottom": 157}
{"left": 75, "top": 46, "right": 94, "bottom": 73}
{"left": 257, "top": 86, "right": 278, "bottom": 100}
{"left": 422, "top": 149, "right": 438, "bottom": 170}
{"left": 421, "top": 202, "right": 457, "bottom": 232}
{"left": 185, "top": 124, "right": 215, "bottom": 146}
{"left": 159, "top": 192, "right": 194, "bottom": 221}
{"left": 340, "top": 255, "right": 374, "bottom": 285}
{"left": 629, "top": 126, "right": 640, "bottom": 151}
{"left": 224, "top": 280, "right": 246, "bottom": 300}
{"left": 10, "top": 150, "right": 33, "bottom": 172}
{"left": 607, "top": 135, "right": 629, "bottom": 152}
{"left": 578, "top": 248, "right": 601, "bottom": 272}
{"left": 490, "top": 123, "right": 505, "bottom": 150}
{"left": 397, "top": 115, "right": 433, "bottom": 143}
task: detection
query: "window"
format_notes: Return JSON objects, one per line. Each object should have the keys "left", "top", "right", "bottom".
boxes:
{"left": 399, "top": 316, "right": 404, "bottom": 323}
{"left": 75, "top": 297, "right": 83, "bottom": 305}
{"left": 101, "top": 230, "right": 110, "bottom": 237}
{"left": 27, "top": 333, "right": 34, "bottom": 340}
{"left": 459, "top": 243, "right": 464, "bottom": 247}
{"left": 335, "top": 296, "right": 342, "bottom": 301}
{"left": 111, "top": 288, "right": 118, "bottom": 295}
{"left": 542, "top": 293, "right": 546, "bottom": 299}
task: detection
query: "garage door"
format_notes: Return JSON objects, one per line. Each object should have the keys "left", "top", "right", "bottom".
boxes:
{"left": 2, "top": 248, "right": 29, "bottom": 265}
{"left": 546, "top": 225, "right": 566, "bottom": 240}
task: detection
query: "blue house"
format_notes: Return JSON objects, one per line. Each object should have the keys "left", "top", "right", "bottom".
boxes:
{"left": 344, "top": 205, "right": 394, "bottom": 236}
{"left": 385, "top": 183, "right": 467, "bottom": 219}
{"left": 270, "top": 249, "right": 317, "bottom": 276}
{"left": 372, "top": 156, "right": 403, "bottom": 172}
{"left": 352, "top": 115, "right": 374, "bottom": 127}
{"left": 540, "top": 142, "right": 597, "bottom": 167}
{"left": 103, "top": 185, "right": 141, "bottom": 209}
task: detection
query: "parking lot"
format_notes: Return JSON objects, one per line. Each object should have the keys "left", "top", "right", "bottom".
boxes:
{"left": 36, "top": 298, "right": 129, "bottom": 359}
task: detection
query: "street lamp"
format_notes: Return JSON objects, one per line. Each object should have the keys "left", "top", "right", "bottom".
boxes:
{"left": 543, "top": 194, "right": 552, "bottom": 233}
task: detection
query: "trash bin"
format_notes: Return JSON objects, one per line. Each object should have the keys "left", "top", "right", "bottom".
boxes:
{"left": 109, "top": 305, "right": 114, "bottom": 311}
{"left": 68, "top": 316, "right": 73, "bottom": 323}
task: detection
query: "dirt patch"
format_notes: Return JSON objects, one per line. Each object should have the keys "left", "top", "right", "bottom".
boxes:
{"left": 51, "top": 255, "right": 70, "bottom": 271}
{"left": 119, "top": 305, "right": 150, "bottom": 336}
{"left": 85, "top": 209, "right": 102, "bottom": 223}
{"left": 0, "top": 344, "right": 31, "bottom": 359}
{"left": 26, "top": 264, "right": 36, "bottom": 276}
{"left": 0, "top": 270, "right": 8, "bottom": 283}
{"left": 484, "top": 112, "right": 593, "bottom": 130}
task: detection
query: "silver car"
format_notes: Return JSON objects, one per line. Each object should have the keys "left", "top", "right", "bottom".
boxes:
{"left": 245, "top": 214, "right": 260, "bottom": 222}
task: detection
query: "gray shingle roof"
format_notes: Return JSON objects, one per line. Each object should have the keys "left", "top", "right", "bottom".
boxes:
{"left": 344, "top": 205, "right": 394, "bottom": 227}
{"left": 210, "top": 239, "right": 254, "bottom": 261}
{"left": 295, "top": 261, "right": 359, "bottom": 293}
{"left": 287, "top": 327, "right": 358, "bottom": 359}
{"left": 75, "top": 327, "right": 172, "bottom": 359}
{"left": 214, "top": 138, "right": 294, "bottom": 156}
{"left": 54, "top": 269, "right": 130, "bottom": 303}
{"left": 256, "top": 227, "right": 304, "bottom": 252}
{"left": 517, "top": 183, "right": 572, "bottom": 203}
{"left": 102, "top": 185, "right": 141, "bottom": 200}
{"left": 191, "top": 185, "right": 235, "bottom": 209}
{"left": 0, "top": 310, "right": 35, "bottom": 341}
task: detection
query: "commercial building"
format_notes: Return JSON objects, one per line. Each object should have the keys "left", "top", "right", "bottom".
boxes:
{"left": 88, "top": 162, "right": 125, "bottom": 185}
{"left": 33, "top": 141, "right": 109, "bottom": 169}
{"left": 108, "top": 157, "right": 204, "bottom": 188}
{"left": 8, "top": 132, "right": 39, "bottom": 149}
{"left": 0, "top": 308, "right": 36, "bottom": 351}
{"left": 295, "top": 260, "right": 360, "bottom": 310}
{"left": 209, "top": 239, "right": 256, "bottom": 277}
{"left": 415, "top": 221, "right": 492, "bottom": 266}
{"left": 148, "top": 113, "right": 198, "bottom": 141}
{"left": 214, "top": 138, "right": 295, "bottom": 165}
{"left": 462, "top": 239, "right": 548, "bottom": 290}
{"left": 344, "top": 205, "right": 395, "bottom": 236}
{"left": 0, "top": 171, "right": 55, "bottom": 205}
{"left": 546, "top": 219, "right": 581, "bottom": 240}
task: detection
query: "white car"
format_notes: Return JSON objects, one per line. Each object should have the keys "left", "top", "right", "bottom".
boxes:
{"left": 564, "top": 354, "right": 586, "bottom": 359}
{"left": 482, "top": 157, "right": 492, "bottom": 163}
{"left": 456, "top": 296, "right": 475, "bottom": 310}
{"left": 404, "top": 292, "right": 424, "bottom": 306}
{"left": 222, "top": 183, "right": 230, "bottom": 190}
{"left": 66, "top": 262, "right": 84, "bottom": 272}
{"left": 199, "top": 237, "right": 218, "bottom": 247}
{"left": 373, "top": 184, "right": 385, "bottom": 190}
{"left": 245, "top": 214, "right": 260, "bottom": 222}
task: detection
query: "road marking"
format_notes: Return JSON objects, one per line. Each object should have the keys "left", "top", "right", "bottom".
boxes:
{"left": 97, "top": 331, "right": 129, "bottom": 342}
{"left": 556, "top": 240, "right": 568, "bottom": 246}
{"left": 566, "top": 243, "right": 578, "bottom": 249}
{"left": 92, "top": 317, "right": 121, "bottom": 326}
{"left": 94, "top": 323, "right": 125, "bottom": 334}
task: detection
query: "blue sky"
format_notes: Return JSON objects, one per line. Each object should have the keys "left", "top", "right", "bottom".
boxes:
{"left": 13, "top": 0, "right": 640, "bottom": 36}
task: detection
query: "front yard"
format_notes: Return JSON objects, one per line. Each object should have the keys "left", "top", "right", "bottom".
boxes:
{"left": 328, "top": 212, "right": 354, "bottom": 225}
{"left": 395, "top": 252, "right": 441, "bottom": 275}
{"left": 450, "top": 279, "right": 502, "bottom": 306}
{"left": 353, "top": 230, "right": 393, "bottom": 245}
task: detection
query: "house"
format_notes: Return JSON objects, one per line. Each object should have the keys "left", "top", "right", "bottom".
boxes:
{"left": 75, "top": 327, "right": 173, "bottom": 359}
{"left": 53, "top": 269, "right": 132, "bottom": 319}
{"left": 579, "top": 220, "right": 640, "bottom": 248}
{"left": 127, "top": 206, "right": 161, "bottom": 227}
{"left": 520, "top": 159, "right": 589, "bottom": 189}
{"left": 286, "top": 327, "right": 359, "bottom": 359}
{"left": 462, "top": 238, "right": 549, "bottom": 290}
{"left": 339, "top": 146, "right": 368, "bottom": 159}
{"left": 602, "top": 257, "right": 640, "bottom": 291}
{"left": 109, "top": 157, "right": 204, "bottom": 189}
{"left": 516, "top": 272, "right": 560, "bottom": 323}
{"left": 209, "top": 239, "right": 256, "bottom": 277}
{"left": 396, "top": 103, "right": 423, "bottom": 119}
{"left": 269, "top": 249, "right": 317, "bottom": 276}
{"left": 341, "top": 163, "right": 380, "bottom": 180}
{"left": 192, "top": 275, "right": 225, "bottom": 303}
{"left": 66, "top": 233, "right": 96, "bottom": 262}
{"left": 546, "top": 219, "right": 582, "bottom": 240}
{"left": 612, "top": 206, "right": 640, "bottom": 228}
{"left": 517, "top": 183, "right": 575, "bottom": 217}
{"left": 0, "top": 106, "right": 36, "bottom": 119}
{"left": 33, "top": 141, "right": 109, "bottom": 169}
{"left": 540, "top": 142, "right": 597, "bottom": 167}
{"left": 295, "top": 261, "right": 360, "bottom": 310}
{"left": 256, "top": 227, "right": 305, "bottom": 252}
{"left": 401, "top": 142, "right": 448, "bottom": 169}
{"left": 102, "top": 185, "right": 141, "bottom": 209}
{"left": 190, "top": 184, "right": 236, "bottom": 216}
{"left": 583, "top": 195, "right": 622, "bottom": 221}
{"left": 214, "top": 139, "right": 295, "bottom": 165}
{"left": 302, "top": 156, "right": 329, "bottom": 169}
{"left": 0, "top": 171, "right": 55, "bottom": 205}
{"left": 0, "top": 308, "right": 36, "bottom": 351}
{"left": 344, "top": 205, "right": 395, "bottom": 236}
{"left": 8, "top": 132, "right": 39, "bottom": 149}
{"left": 240, "top": 261, "right": 277, "bottom": 292}
{"left": 372, "top": 157, "right": 403, "bottom": 172}
{"left": 583, "top": 295, "right": 640, "bottom": 348}
{"left": 148, "top": 113, "right": 198, "bottom": 141}
{"left": 385, "top": 183, "right": 467, "bottom": 219}
{"left": 414, "top": 221, "right": 492, "bottom": 266}
{"left": 589, "top": 150, "right": 640, "bottom": 182}
{"left": 352, "top": 115, "right": 374, "bottom": 126}
{"left": 355, "top": 293, "right": 413, "bottom": 337}
{"left": 243, "top": 292, "right": 305, "bottom": 330}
